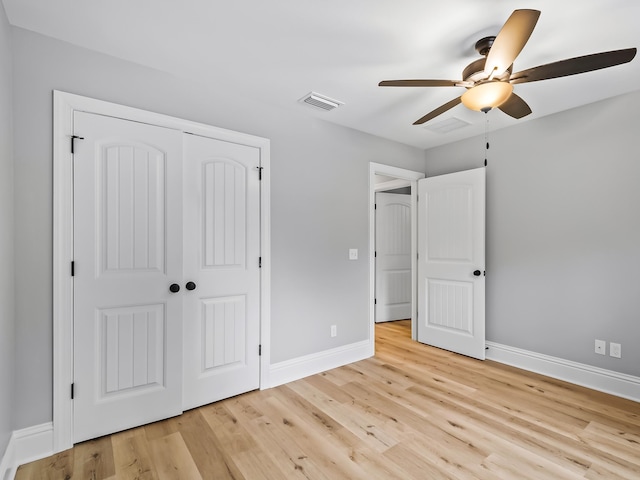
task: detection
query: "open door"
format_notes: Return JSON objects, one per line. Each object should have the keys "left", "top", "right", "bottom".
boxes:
{"left": 417, "top": 168, "right": 486, "bottom": 360}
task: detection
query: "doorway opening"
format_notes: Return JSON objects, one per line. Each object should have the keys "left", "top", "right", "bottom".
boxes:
{"left": 369, "top": 163, "right": 425, "bottom": 350}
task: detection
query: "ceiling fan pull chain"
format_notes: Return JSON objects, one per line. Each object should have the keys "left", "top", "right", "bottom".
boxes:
{"left": 484, "top": 112, "right": 490, "bottom": 167}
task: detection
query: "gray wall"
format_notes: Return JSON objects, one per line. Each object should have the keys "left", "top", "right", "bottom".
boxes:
{"left": 0, "top": 2, "right": 14, "bottom": 458}
{"left": 426, "top": 90, "right": 640, "bottom": 377}
{"left": 11, "top": 27, "right": 426, "bottom": 429}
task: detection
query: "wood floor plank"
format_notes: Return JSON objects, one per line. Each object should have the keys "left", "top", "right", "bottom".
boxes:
{"left": 172, "top": 409, "right": 238, "bottom": 479}
{"left": 231, "top": 408, "right": 328, "bottom": 480}
{"left": 250, "top": 391, "right": 373, "bottom": 479}
{"left": 142, "top": 416, "right": 179, "bottom": 442}
{"left": 268, "top": 384, "right": 410, "bottom": 480}
{"left": 72, "top": 435, "right": 116, "bottom": 480}
{"left": 15, "top": 448, "right": 75, "bottom": 480}
{"left": 197, "top": 402, "right": 261, "bottom": 479}
{"left": 382, "top": 442, "right": 457, "bottom": 480}
{"left": 285, "top": 377, "right": 400, "bottom": 452}
{"left": 15, "top": 320, "right": 640, "bottom": 479}
{"left": 111, "top": 429, "right": 158, "bottom": 480}
{"left": 304, "top": 372, "right": 355, "bottom": 403}
{"left": 267, "top": 384, "right": 410, "bottom": 479}
{"left": 147, "top": 432, "right": 202, "bottom": 480}
{"left": 223, "top": 391, "right": 324, "bottom": 479}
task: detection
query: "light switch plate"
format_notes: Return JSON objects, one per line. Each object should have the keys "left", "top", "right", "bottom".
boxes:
{"left": 349, "top": 249, "right": 358, "bottom": 260}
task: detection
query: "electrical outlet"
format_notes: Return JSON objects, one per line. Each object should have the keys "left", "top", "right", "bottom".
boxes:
{"left": 595, "top": 339, "right": 606, "bottom": 355}
{"left": 349, "top": 249, "right": 358, "bottom": 260}
{"left": 610, "top": 342, "right": 621, "bottom": 358}
{"left": 331, "top": 325, "right": 337, "bottom": 337}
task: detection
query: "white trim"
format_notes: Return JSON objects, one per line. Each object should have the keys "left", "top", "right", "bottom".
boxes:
{"left": 52, "top": 92, "right": 75, "bottom": 453}
{"left": 0, "top": 423, "right": 54, "bottom": 480}
{"left": 53, "top": 91, "right": 271, "bottom": 452}
{"left": 486, "top": 342, "right": 640, "bottom": 403}
{"left": 369, "top": 163, "right": 425, "bottom": 346}
{"left": 259, "top": 146, "right": 272, "bottom": 390}
{"left": 0, "top": 435, "right": 15, "bottom": 480}
{"left": 268, "top": 340, "right": 371, "bottom": 388}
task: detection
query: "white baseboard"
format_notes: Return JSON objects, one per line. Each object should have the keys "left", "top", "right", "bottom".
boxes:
{"left": 486, "top": 342, "right": 640, "bottom": 403}
{"left": 0, "top": 435, "right": 15, "bottom": 480}
{"left": 268, "top": 339, "right": 373, "bottom": 388}
{"left": 0, "top": 422, "right": 54, "bottom": 480}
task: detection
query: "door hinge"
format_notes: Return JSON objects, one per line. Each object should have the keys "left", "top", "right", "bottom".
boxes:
{"left": 374, "top": 298, "right": 377, "bottom": 305}
{"left": 259, "top": 257, "right": 262, "bottom": 268}
{"left": 257, "top": 166, "right": 264, "bottom": 180}
{"left": 374, "top": 251, "right": 377, "bottom": 258}
{"left": 71, "top": 135, "right": 84, "bottom": 154}
{"left": 71, "top": 261, "right": 75, "bottom": 276}
{"left": 71, "top": 383, "right": 75, "bottom": 400}
{"left": 374, "top": 203, "right": 377, "bottom": 210}
{"left": 259, "top": 345, "right": 262, "bottom": 356}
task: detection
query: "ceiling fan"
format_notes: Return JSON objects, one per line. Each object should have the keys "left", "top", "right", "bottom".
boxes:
{"left": 379, "top": 9, "right": 637, "bottom": 125}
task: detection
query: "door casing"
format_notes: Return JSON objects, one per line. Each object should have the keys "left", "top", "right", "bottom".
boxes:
{"left": 53, "top": 91, "right": 271, "bottom": 452}
{"left": 369, "top": 163, "right": 425, "bottom": 345}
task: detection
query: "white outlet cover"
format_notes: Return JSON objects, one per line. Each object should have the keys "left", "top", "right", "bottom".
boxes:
{"left": 610, "top": 342, "right": 621, "bottom": 358}
{"left": 349, "top": 249, "right": 358, "bottom": 260}
{"left": 595, "top": 339, "right": 606, "bottom": 355}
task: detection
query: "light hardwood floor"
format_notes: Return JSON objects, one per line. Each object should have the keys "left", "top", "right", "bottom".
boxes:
{"left": 16, "top": 320, "right": 640, "bottom": 479}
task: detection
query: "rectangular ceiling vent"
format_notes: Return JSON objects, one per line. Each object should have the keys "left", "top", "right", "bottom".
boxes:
{"left": 298, "top": 92, "right": 344, "bottom": 112}
{"left": 424, "top": 117, "right": 471, "bottom": 134}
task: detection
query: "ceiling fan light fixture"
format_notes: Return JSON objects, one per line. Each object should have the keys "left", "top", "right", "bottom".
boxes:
{"left": 460, "top": 81, "right": 513, "bottom": 112}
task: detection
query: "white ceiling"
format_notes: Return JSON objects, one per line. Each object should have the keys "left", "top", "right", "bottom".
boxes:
{"left": 3, "top": 0, "right": 639, "bottom": 149}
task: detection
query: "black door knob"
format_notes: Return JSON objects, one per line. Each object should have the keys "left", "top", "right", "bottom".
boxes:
{"left": 169, "top": 283, "right": 180, "bottom": 293}
{"left": 473, "top": 270, "right": 482, "bottom": 277}
{"left": 185, "top": 281, "right": 196, "bottom": 291}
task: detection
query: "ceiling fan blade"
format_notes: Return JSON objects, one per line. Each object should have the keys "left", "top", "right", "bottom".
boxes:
{"left": 379, "top": 80, "right": 460, "bottom": 87}
{"left": 510, "top": 48, "right": 637, "bottom": 84}
{"left": 498, "top": 93, "right": 532, "bottom": 119}
{"left": 484, "top": 9, "right": 541, "bottom": 77}
{"left": 413, "top": 97, "right": 462, "bottom": 125}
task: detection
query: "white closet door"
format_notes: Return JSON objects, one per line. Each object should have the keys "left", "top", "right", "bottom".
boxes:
{"left": 182, "top": 133, "right": 261, "bottom": 410}
{"left": 73, "top": 112, "right": 183, "bottom": 443}
{"left": 417, "top": 167, "right": 486, "bottom": 360}
{"left": 375, "top": 192, "right": 412, "bottom": 322}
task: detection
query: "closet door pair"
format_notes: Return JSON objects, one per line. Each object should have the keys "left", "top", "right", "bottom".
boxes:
{"left": 72, "top": 112, "right": 261, "bottom": 442}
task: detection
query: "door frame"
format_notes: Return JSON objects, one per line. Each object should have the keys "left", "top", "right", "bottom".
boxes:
{"left": 369, "top": 163, "right": 424, "bottom": 347}
{"left": 52, "top": 91, "right": 271, "bottom": 452}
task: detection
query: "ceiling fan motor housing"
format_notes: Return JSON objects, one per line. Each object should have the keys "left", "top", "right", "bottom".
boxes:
{"left": 462, "top": 57, "right": 512, "bottom": 85}
{"left": 475, "top": 36, "right": 496, "bottom": 56}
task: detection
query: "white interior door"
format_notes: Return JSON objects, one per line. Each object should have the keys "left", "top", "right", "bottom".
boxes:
{"left": 73, "top": 112, "right": 183, "bottom": 442}
{"left": 182, "top": 134, "right": 261, "bottom": 410}
{"left": 375, "top": 192, "right": 411, "bottom": 323}
{"left": 417, "top": 167, "right": 486, "bottom": 360}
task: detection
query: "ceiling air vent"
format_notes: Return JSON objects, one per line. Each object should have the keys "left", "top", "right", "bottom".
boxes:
{"left": 423, "top": 117, "right": 471, "bottom": 134}
{"left": 298, "top": 92, "right": 344, "bottom": 111}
